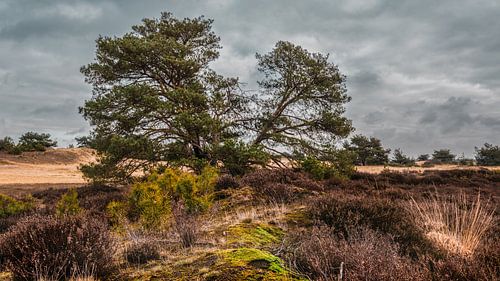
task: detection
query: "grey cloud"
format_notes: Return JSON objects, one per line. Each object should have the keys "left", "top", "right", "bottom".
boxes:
{"left": 0, "top": 0, "right": 499, "bottom": 153}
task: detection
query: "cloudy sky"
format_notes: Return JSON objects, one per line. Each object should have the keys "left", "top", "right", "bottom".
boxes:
{"left": 0, "top": 0, "right": 499, "bottom": 157}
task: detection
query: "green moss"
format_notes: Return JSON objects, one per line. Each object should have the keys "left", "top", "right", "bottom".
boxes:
{"left": 217, "top": 248, "right": 305, "bottom": 280}
{"left": 227, "top": 223, "right": 284, "bottom": 247}
{"left": 119, "top": 248, "right": 304, "bottom": 281}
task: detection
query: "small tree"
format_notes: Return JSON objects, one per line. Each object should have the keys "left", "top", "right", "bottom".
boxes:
{"left": 0, "top": 137, "right": 15, "bottom": 152}
{"left": 475, "top": 143, "right": 500, "bottom": 166}
{"left": 55, "top": 189, "right": 81, "bottom": 217}
{"left": 17, "top": 132, "right": 57, "bottom": 152}
{"left": 391, "top": 148, "right": 415, "bottom": 166}
{"left": 432, "top": 149, "right": 455, "bottom": 164}
{"left": 417, "top": 154, "right": 429, "bottom": 161}
{"left": 344, "top": 135, "right": 390, "bottom": 165}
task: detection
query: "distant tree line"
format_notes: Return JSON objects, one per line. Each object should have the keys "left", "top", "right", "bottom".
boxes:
{"left": 342, "top": 135, "right": 499, "bottom": 167}
{"left": 0, "top": 132, "right": 57, "bottom": 154}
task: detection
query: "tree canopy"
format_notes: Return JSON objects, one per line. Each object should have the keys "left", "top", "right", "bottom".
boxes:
{"left": 475, "top": 143, "right": 500, "bottom": 166}
{"left": 343, "top": 135, "right": 390, "bottom": 165}
{"left": 80, "top": 12, "right": 353, "bottom": 182}
{"left": 391, "top": 148, "right": 415, "bottom": 166}
{"left": 431, "top": 149, "right": 455, "bottom": 164}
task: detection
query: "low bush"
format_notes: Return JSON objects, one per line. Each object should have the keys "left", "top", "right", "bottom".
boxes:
{"left": 241, "top": 169, "right": 322, "bottom": 203}
{"left": 172, "top": 201, "right": 199, "bottom": 248}
{"left": 124, "top": 240, "right": 160, "bottom": 265}
{"left": 299, "top": 151, "right": 355, "bottom": 181}
{"left": 215, "top": 174, "right": 240, "bottom": 191}
{"left": 55, "top": 189, "right": 81, "bottom": 216}
{"left": 306, "top": 193, "right": 437, "bottom": 258}
{"left": 283, "top": 226, "right": 428, "bottom": 281}
{"left": 128, "top": 166, "right": 218, "bottom": 229}
{"left": 0, "top": 194, "right": 32, "bottom": 219}
{"left": 0, "top": 214, "right": 115, "bottom": 280}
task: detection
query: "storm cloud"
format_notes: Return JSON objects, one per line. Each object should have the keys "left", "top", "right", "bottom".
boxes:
{"left": 0, "top": 0, "right": 499, "bottom": 156}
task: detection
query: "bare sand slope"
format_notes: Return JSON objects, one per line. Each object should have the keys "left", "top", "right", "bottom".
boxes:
{"left": 0, "top": 148, "right": 96, "bottom": 196}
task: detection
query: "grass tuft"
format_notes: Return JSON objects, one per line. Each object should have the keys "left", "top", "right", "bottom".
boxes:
{"left": 408, "top": 192, "right": 496, "bottom": 256}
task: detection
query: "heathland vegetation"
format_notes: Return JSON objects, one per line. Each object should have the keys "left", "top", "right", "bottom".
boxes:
{"left": 0, "top": 12, "right": 498, "bottom": 281}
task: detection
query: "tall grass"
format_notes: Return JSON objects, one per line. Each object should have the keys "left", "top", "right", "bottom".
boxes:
{"left": 408, "top": 192, "right": 495, "bottom": 256}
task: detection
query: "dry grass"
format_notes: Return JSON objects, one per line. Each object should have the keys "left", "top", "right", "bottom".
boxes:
{"left": 408, "top": 192, "right": 496, "bottom": 256}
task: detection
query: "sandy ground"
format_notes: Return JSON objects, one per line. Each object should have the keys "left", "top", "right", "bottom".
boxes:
{"left": 1, "top": 148, "right": 499, "bottom": 196}
{"left": 0, "top": 148, "right": 95, "bottom": 196}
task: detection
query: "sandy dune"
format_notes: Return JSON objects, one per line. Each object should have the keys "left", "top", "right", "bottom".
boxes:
{"left": 0, "top": 148, "right": 95, "bottom": 196}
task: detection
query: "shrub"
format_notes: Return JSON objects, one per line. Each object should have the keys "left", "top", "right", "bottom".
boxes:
{"left": 307, "top": 193, "right": 437, "bottom": 258}
{"left": 128, "top": 179, "right": 170, "bottom": 229}
{"left": 128, "top": 166, "right": 217, "bottom": 229}
{"left": 215, "top": 174, "right": 240, "bottom": 191}
{"left": 299, "top": 151, "right": 355, "bottom": 180}
{"left": 172, "top": 201, "right": 199, "bottom": 248}
{"left": 106, "top": 200, "right": 128, "bottom": 230}
{"left": 124, "top": 240, "right": 160, "bottom": 264}
{"left": 284, "top": 226, "right": 428, "bottom": 281}
{"left": 0, "top": 137, "right": 15, "bottom": 152}
{"left": 241, "top": 169, "right": 318, "bottom": 203}
{"left": 0, "top": 194, "right": 32, "bottom": 219}
{"left": 408, "top": 192, "right": 495, "bottom": 256}
{"left": 55, "top": 189, "right": 81, "bottom": 216}
{"left": 0, "top": 214, "right": 115, "bottom": 280}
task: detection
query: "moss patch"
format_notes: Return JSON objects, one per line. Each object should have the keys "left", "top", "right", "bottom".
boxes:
{"left": 227, "top": 223, "right": 284, "bottom": 247}
{"left": 119, "top": 248, "right": 304, "bottom": 281}
{"left": 216, "top": 248, "right": 302, "bottom": 280}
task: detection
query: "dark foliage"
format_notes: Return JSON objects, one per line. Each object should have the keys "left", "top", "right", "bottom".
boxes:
{"left": 344, "top": 134, "right": 390, "bottom": 165}
{"left": 17, "top": 131, "right": 57, "bottom": 152}
{"left": 475, "top": 143, "right": 500, "bottom": 166}
{"left": 0, "top": 214, "right": 115, "bottom": 280}
{"left": 124, "top": 241, "right": 160, "bottom": 265}
{"left": 417, "top": 154, "right": 430, "bottom": 161}
{"left": 432, "top": 149, "right": 455, "bottom": 164}
{"left": 391, "top": 148, "right": 415, "bottom": 166}
{"left": 215, "top": 174, "right": 240, "bottom": 191}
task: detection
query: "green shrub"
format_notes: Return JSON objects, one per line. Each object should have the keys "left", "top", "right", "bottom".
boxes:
{"left": 128, "top": 179, "right": 170, "bottom": 229}
{"left": 0, "top": 194, "right": 32, "bottom": 219}
{"left": 300, "top": 151, "right": 354, "bottom": 180}
{"left": 106, "top": 200, "right": 128, "bottom": 230}
{"left": 55, "top": 189, "right": 81, "bottom": 216}
{"left": 128, "top": 166, "right": 218, "bottom": 229}
{"left": 0, "top": 137, "right": 15, "bottom": 152}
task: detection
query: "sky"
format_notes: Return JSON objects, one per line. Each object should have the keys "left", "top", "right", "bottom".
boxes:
{"left": 0, "top": 0, "right": 499, "bottom": 157}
